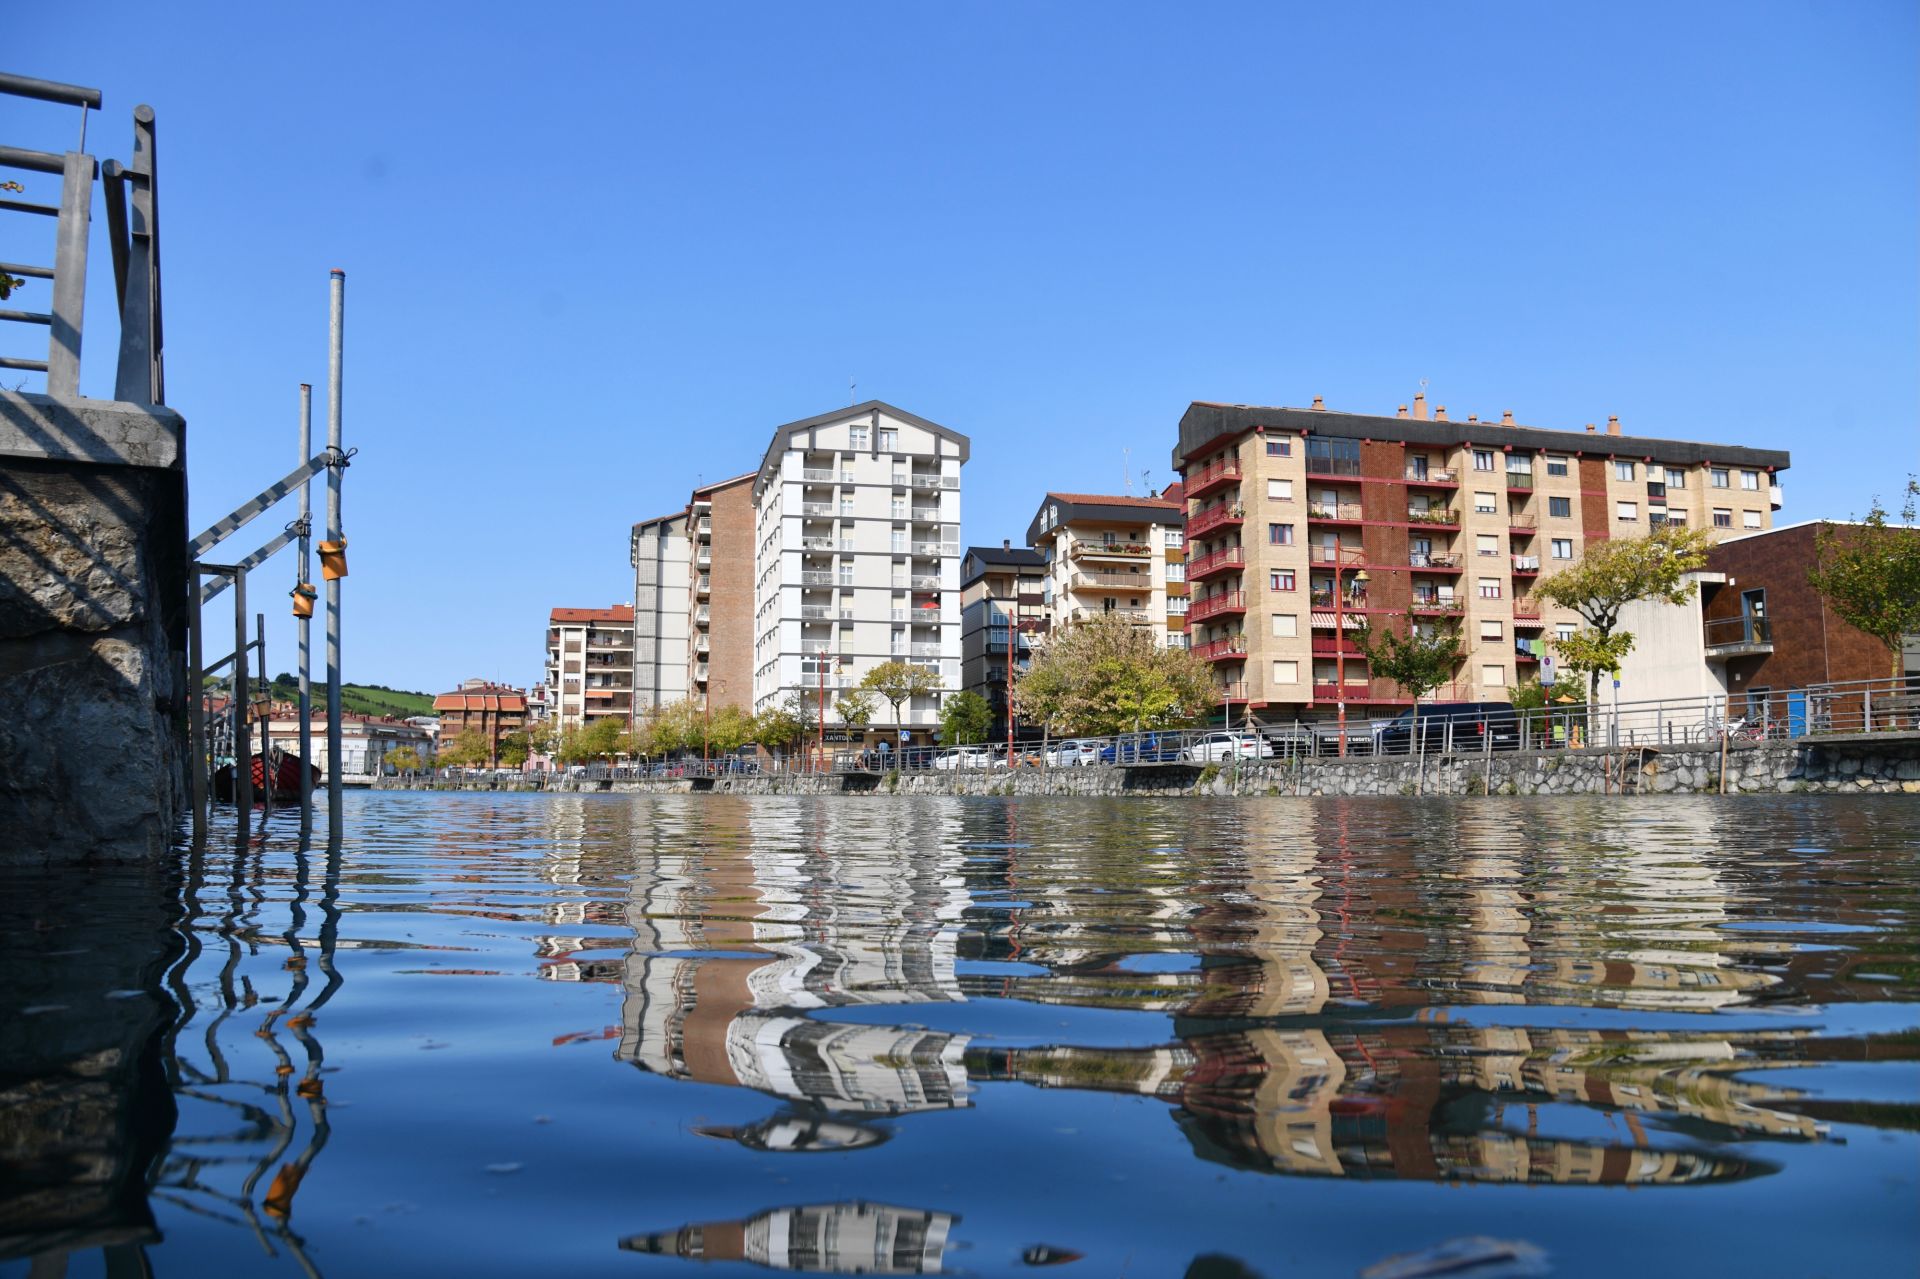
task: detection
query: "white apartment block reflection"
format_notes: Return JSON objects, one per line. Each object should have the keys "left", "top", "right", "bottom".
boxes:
{"left": 623, "top": 1202, "right": 956, "bottom": 1275}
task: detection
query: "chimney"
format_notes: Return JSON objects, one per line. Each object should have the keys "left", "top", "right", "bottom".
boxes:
{"left": 1466, "top": 414, "right": 1478, "bottom": 423}
{"left": 1500, "top": 410, "right": 1514, "bottom": 426}
{"left": 1434, "top": 405, "right": 1448, "bottom": 422}
{"left": 1584, "top": 423, "right": 1596, "bottom": 433}
{"left": 1002, "top": 538, "right": 1010, "bottom": 551}
{"left": 1311, "top": 395, "right": 1325, "bottom": 410}
{"left": 1397, "top": 405, "right": 1409, "bottom": 419}
{"left": 1606, "top": 415, "right": 1621, "bottom": 435}
{"left": 1411, "top": 392, "right": 1428, "bottom": 420}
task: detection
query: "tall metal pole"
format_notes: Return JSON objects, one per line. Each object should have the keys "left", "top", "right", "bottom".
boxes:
{"left": 233, "top": 569, "right": 252, "bottom": 816}
{"left": 325, "top": 271, "right": 345, "bottom": 829}
{"left": 257, "top": 611, "right": 272, "bottom": 819}
{"left": 297, "top": 383, "right": 313, "bottom": 827}
{"left": 187, "top": 571, "right": 208, "bottom": 843}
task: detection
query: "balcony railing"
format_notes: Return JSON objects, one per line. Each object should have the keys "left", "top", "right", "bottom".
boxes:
{"left": 1307, "top": 502, "right": 1364, "bottom": 522}
{"left": 1505, "top": 472, "right": 1534, "bottom": 490}
{"left": 800, "top": 570, "right": 835, "bottom": 586}
{"left": 1186, "top": 591, "right": 1247, "bottom": 624}
{"left": 1513, "top": 596, "right": 1542, "bottom": 619}
{"left": 910, "top": 575, "right": 941, "bottom": 590}
{"left": 1310, "top": 637, "right": 1366, "bottom": 657}
{"left": 801, "top": 502, "right": 835, "bottom": 517}
{"left": 911, "top": 541, "right": 957, "bottom": 557}
{"left": 1193, "top": 636, "right": 1249, "bottom": 662}
{"left": 1187, "top": 505, "right": 1245, "bottom": 538}
{"left": 1508, "top": 513, "right": 1538, "bottom": 530}
{"left": 1186, "top": 547, "right": 1246, "bottom": 580}
{"left": 1074, "top": 569, "right": 1152, "bottom": 589}
{"left": 1409, "top": 552, "right": 1462, "bottom": 570}
{"left": 1185, "top": 457, "right": 1243, "bottom": 497}
{"left": 1306, "top": 456, "right": 1362, "bottom": 477}
{"left": 1071, "top": 539, "right": 1153, "bottom": 559}
{"left": 1704, "top": 615, "right": 1774, "bottom": 657}
{"left": 1512, "top": 555, "right": 1541, "bottom": 573}
{"left": 1070, "top": 607, "right": 1153, "bottom": 624}
{"left": 1406, "top": 507, "right": 1459, "bottom": 526}
{"left": 801, "top": 468, "right": 836, "bottom": 482}
{"left": 1405, "top": 467, "right": 1458, "bottom": 485}
{"left": 1308, "top": 545, "right": 1365, "bottom": 565}
{"left": 910, "top": 474, "right": 956, "bottom": 490}
{"left": 1409, "top": 597, "right": 1465, "bottom": 616}
{"left": 911, "top": 507, "right": 942, "bottom": 522}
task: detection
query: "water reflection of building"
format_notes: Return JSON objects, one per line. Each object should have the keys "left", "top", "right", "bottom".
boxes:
{"left": 622, "top": 1202, "right": 956, "bottom": 1275}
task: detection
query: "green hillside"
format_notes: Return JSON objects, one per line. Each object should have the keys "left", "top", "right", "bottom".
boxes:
{"left": 262, "top": 678, "right": 436, "bottom": 719}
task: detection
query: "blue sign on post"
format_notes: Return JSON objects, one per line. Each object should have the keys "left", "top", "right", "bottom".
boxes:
{"left": 1540, "top": 656, "right": 1556, "bottom": 687}
{"left": 899, "top": 730, "right": 910, "bottom": 742}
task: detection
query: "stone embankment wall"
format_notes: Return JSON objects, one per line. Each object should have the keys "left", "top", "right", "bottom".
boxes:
{"left": 380, "top": 736, "right": 1920, "bottom": 798}
{"left": 2, "top": 393, "right": 190, "bottom": 861}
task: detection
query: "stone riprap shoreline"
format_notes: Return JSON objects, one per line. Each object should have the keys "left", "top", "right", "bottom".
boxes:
{"left": 379, "top": 734, "right": 1920, "bottom": 798}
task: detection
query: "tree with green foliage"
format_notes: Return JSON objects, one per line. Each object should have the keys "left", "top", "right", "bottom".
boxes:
{"left": 859, "top": 661, "right": 943, "bottom": 737}
{"left": 1013, "top": 612, "right": 1213, "bottom": 737}
{"left": 1808, "top": 478, "right": 1920, "bottom": 679}
{"left": 496, "top": 731, "right": 531, "bottom": 769}
{"left": 1353, "top": 618, "right": 1464, "bottom": 744}
{"left": 386, "top": 745, "right": 423, "bottom": 773}
{"left": 574, "top": 716, "right": 625, "bottom": 763}
{"left": 1536, "top": 525, "right": 1715, "bottom": 708}
{"left": 834, "top": 688, "right": 875, "bottom": 731}
{"left": 436, "top": 731, "right": 490, "bottom": 770}
{"left": 754, "top": 691, "right": 811, "bottom": 755}
{"left": 639, "top": 699, "right": 703, "bottom": 756}
{"left": 704, "top": 704, "right": 754, "bottom": 756}
{"left": 940, "top": 690, "right": 993, "bottom": 745}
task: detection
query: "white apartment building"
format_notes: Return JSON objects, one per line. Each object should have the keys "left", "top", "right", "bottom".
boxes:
{"left": 544, "top": 606, "right": 635, "bottom": 732}
{"left": 1026, "top": 492, "right": 1184, "bottom": 643}
{"left": 630, "top": 512, "right": 691, "bottom": 714}
{"left": 750, "top": 402, "right": 969, "bottom": 734}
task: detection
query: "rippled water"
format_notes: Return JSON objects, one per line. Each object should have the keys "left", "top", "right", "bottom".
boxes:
{"left": 3, "top": 794, "right": 1917, "bottom": 1277}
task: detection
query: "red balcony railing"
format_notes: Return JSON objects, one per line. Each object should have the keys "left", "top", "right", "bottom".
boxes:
{"left": 1187, "top": 504, "right": 1245, "bottom": 539}
{"left": 1193, "top": 636, "right": 1248, "bottom": 663}
{"left": 1185, "top": 457, "right": 1243, "bottom": 499}
{"left": 1186, "top": 546, "right": 1247, "bottom": 581}
{"left": 1512, "top": 596, "right": 1542, "bottom": 620}
{"left": 1186, "top": 591, "right": 1247, "bottom": 624}
{"left": 1308, "top": 544, "right": 1366, "bottom": 565}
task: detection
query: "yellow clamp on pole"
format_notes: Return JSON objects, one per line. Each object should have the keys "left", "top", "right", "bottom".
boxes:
{"left": 318, "top": 538, "right": 349, "bottom": 580}
{"left": 291, "top": 582, "right": 318, "bottom": 618}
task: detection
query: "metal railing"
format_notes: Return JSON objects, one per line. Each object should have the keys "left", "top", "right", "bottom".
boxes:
{"left": 1406, "top": 467, "right": 1457, "bottom": 483}
{"left": 1704, "top": 615, "right": 1772, "bottom": 648}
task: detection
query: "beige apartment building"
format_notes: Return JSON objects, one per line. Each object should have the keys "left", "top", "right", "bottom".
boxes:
{"left": 545, "top": 606, "right": 635, "bottom": 732}
{"left": 1172, "top": 394, "right": 1790, "bottom": 724}
{"left": 1026, "top": 491, "right": 1185, "bottom": 642}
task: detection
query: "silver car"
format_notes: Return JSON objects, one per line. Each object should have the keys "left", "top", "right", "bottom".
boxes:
{"left": 1181, "top": 732, "right": 1274, "bottom": 763}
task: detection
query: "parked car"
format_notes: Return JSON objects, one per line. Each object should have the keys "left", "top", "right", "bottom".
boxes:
{"left": 1181, "top": 732, "right": 1274, "bottom": 763}
{"left": 933, "top": 746, "right": 994, "bottom": 771}
{"left": 1372, "top": 702, "right": 1522, "bottom": 754}
{"left": 1099, "top": 733, "right": 1183, "bottom": 765}
{"left": 1045, "top": 739, "right": 1104, "bottom": 767}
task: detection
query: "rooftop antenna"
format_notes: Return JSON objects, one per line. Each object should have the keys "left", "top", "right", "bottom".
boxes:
{"left": 849, "top": 377, "right": 856, "bottom": 406}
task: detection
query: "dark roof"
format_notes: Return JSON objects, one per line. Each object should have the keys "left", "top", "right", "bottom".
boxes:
{"left": 1025, "top": 491, "right": 1182, "bottom": 546}
{"left": 1172, "top": 402, "right": 1793, "bottom": 474}
{"left": 754, "top": 401, "right": 970, "bottom": 496}
{"left": 961, "top": 545, "right": 1046, "bottom": 586}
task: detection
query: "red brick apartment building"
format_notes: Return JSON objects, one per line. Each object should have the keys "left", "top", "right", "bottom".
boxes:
{"left": 1172, "top": 394, "right": 1791, "bottom": 724}
{"left": 432, "top": 680, "right": 528, "bottom": 765}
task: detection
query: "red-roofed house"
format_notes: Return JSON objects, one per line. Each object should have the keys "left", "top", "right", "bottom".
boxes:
{"left": 432, "top": 679, "right": 529, "bottom": 765}
{"left": 544, "top": 606, "right": 634, "bottom": 733}
{"left": 1026, "top": 490, "right": 1187, "bottom": 645}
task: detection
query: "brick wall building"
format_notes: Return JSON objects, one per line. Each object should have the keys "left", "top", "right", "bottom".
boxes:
{"left": 431, "top": 680, "right": 528, "bottom": 766}
{"left": 691, "top": 473, "right": 756, "bottom": 714}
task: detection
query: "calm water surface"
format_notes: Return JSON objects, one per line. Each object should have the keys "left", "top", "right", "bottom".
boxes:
{"left": 4, "top": 794, "right": 1918, "bottom": 1277}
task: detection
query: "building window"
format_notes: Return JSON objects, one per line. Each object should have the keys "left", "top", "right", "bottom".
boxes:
{"left": 1476, "top": 534, "right": 1499, "bottom": 557}
{"left": 1546, "top": 455, "right": 1569, "bottom": 477}
{"left": 1267, "top": 478, "right": 1293, "bottom": 501}
{"left": 1555, "top": 623, "right": 1577, "bottom": 642}
{"left": 1616, "top": 501, "right": 1638, "bottom": 522}
{"left": 1166, "top": 562, "right": 1186, "bottom": 583}
{"left": 1270, "top": 613, "right": 1297, "bottom": 638}
{"left": 1506, "top": 455, "right": 1533, "bottom": 476}
{"left": 1482, "top": 664, "right": 1505, "bottom": 687}
{"left": 1266, "top": 439, "right": 1291, "bottom": 457}
{"left": 1480, "top": 620, "right": 1503, "bottom": 640}
{"left": 1550, "top": 539, "right": 1573, "bottom": 560}
{"left": 849, "top": 426, "right": 868, "bottom": 450}
{"left": 1665, "top": 467, "right": 1686, "bottom": 488}
{"left": 1710, "top": 468, "right": 1730, "bottom": 488}
{"left": 1474, "top": 491, "right": 1498, "bottom": 514}
{"left": 1614, "top": 461, "right": 1635, "bottom": 482}
{"left": 1742, "top": 510, "right": 1762, "bottom": 529}
{"left": 1268, "top": 523, "right": 1294, "bottom": 545}
{"left": 878, "top": 428, "right": 898, "bottom": 451}
{"left": 1272, "top": 660, "right": 1299, "bottom": 684}
{"left": 1548, "top": 496, "right": 1571, "bottom": 518}
{"left": 1270, "top": 570, "right": 1296, "bottom": 592}
{"left": 1712, "top": 508, "right": 1732, "bottom": 528}
{"left": 1165, "top": 529, "right": 1184, "bottom": 548}
{"left": 1473, "top": 449, "right": 1495, "bottom": 471}
{"left": 1667, "top": 510, "right": 1689, "bottom": 525}
{"left": 1167, "top": 597, "right": 1188, "bottom": 615}
{"left": 1741, "top": 470, "right": 1760, "bottom": 490}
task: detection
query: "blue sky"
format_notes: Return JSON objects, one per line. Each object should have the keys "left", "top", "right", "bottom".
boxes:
{"left": 12, "top": 2, "right": 1916, "bottom": 693}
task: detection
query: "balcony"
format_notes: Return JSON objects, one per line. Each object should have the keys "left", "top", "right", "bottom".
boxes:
{"left": 911, "top": 541, "right": 957, "bottom": 558}
{"left": 801, "top": 467, "right": 836, "bottom": 483}
{"left": 910, "top": 474, "right": 956, "bottom": 490}
{"left": 1505, "top": 472, "right": 1534, "bottom": 491}
{"left": 801, "top": 501, "right": 835, "bottom": 517}
{"left": 1308, "top": 545, "right": 1365, "bottom": 566}
{"left": 694, "top": 664, "right": 709, "bottom": 683}
{"left": 800, "top": 605, "right": 853, "bottom": 621}
{"left": 1187, "top": 547, "right": 1246, "bottom": 581}
{"left": 1406, "top": 507, "right": 1458, "bottom": 527}
{"left": 1070, "top": 607, "right": 1153, "bottom": 624}
{"left": 1185, "top": 457, "right": 1243, "bottom": 499}
{"left": 1404, "top": 467, "right": 1458, "bottom": 486}
{"left": 1074, "top": 568, "right": 1152, "bottom": 589}
{"left": 1193, "top": 636, "right": 1248, "bottom": 663}
{"left": 1512, "top": 555, "right": 1541, "bottom": 574}
{"left": 1514, "top": 642, "right": 1541, "bottom": 663}
{"left": 1311, "top": 682, "right": 1405, "bottom": 705}
{"left": 1306, "top": 455, "right": 1362, "bottom": 478}
{"left": 1186, "top": 505, "right": 1245, "bottom": 539}
{"left": 1409, "top": 597, "right": 1465, "bottom": 617}
{"left": 910, "top": 575, "right": 941, "bottom": 590}
{"left": 1408, "top": 552, "right": 1462, "bottom": 572}
{"left": 1508, "top": 513, "right": 1537, "bottom": 531}
{"left": 911, "top": 507, "right": 942, "bottom": 522}
{"left": 1307, "top": 502, "right": 1364, "bottom": 523}
{"left": 1070, "top": 539, "right": 1154, "bottom": 561}
{"left": 695, "top": 575, "right": 711, "bottom": 596}
{"left": 1704, "top": 615, "right": 1774, "bottom": 660}
{"left": 1186, "top": 591, "right": 1247, "bottom": 624}
{"left": 1512, "top": 596, "right": 1543, "bottom": 621}
{"left": 800, "top": 570, "right": 836, "bottom": 587}
{"left": 1310, "top": 637, "right": 1366, "bottom": 657}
